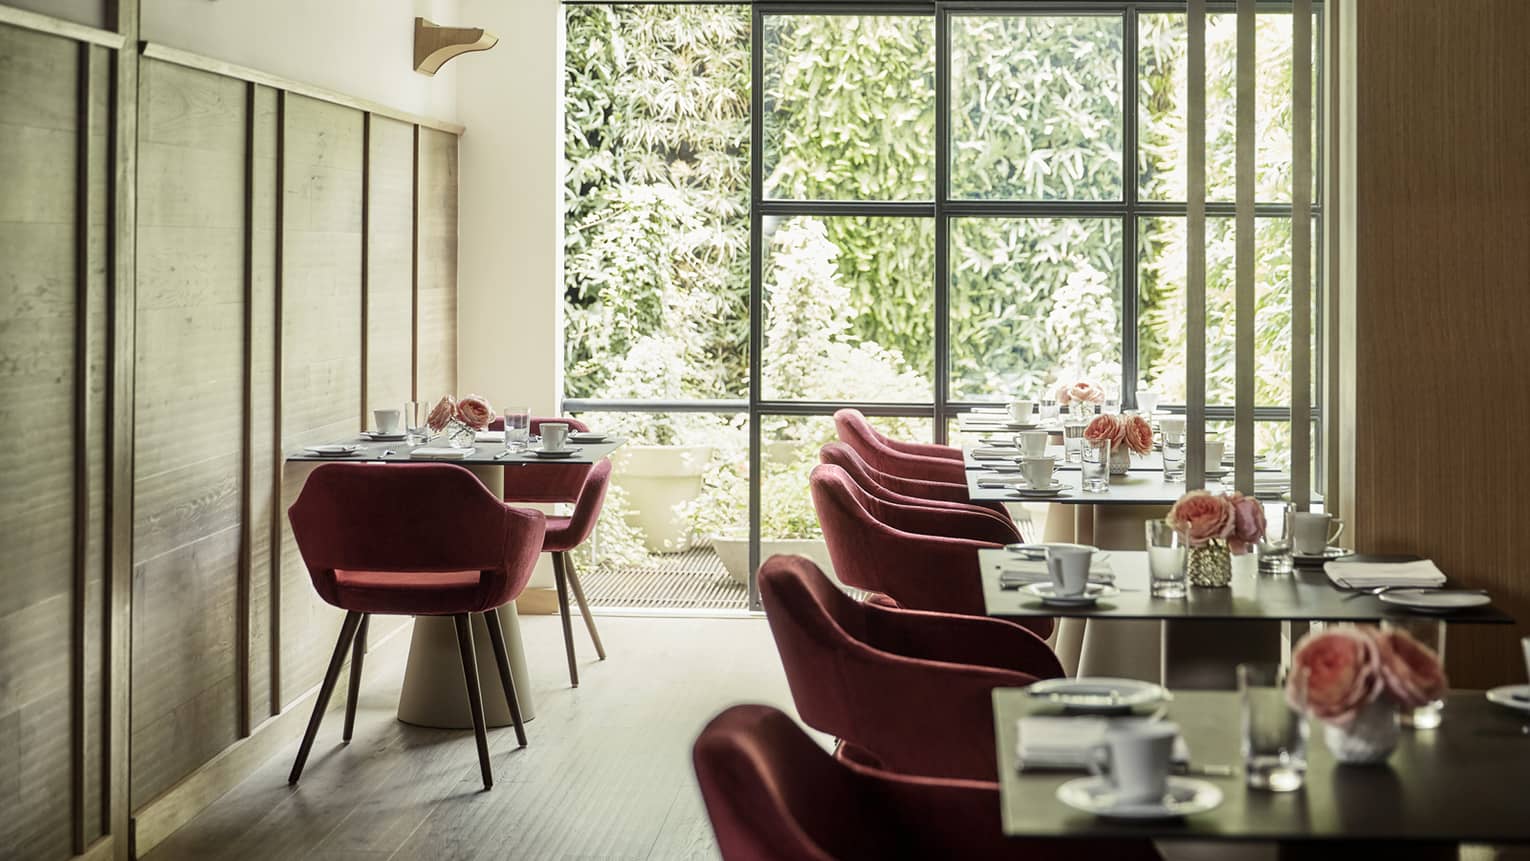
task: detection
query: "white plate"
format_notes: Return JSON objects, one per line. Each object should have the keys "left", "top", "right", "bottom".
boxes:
{"left": 1005, "top": 543, "right": 1101, "bottom": 560}
{"left": 1378, "top": 589, "right": 1491, "bottom": 612}
{"left": 1485, "top": 685, "right": 1530, "bottom": 714}
{"left": 1292, "top": 546, "right": 1355, "bottom": 563}
{"left": 1028, "top": 677, "right": 1166, "bottom": 712}
{"left": 527, "top": 447, "right": 583, "bottom": 459}
{"left": 360, "top": 431, "right": 407, "bottom": 441}
{"left": 1057, "top": 776, "right": 1223, "bottom": 820}
{"left": 1023, "top": 582, "right": 1120, "bottom": 607}
{"left": 305, "top": 445, "right": 359, "bottom": 456}
{"left": 568, "top": 432, "right": 608, "bottom": 443}
{"left": 984, "top": 463, "right": 1023, "bottom": 473}
{"left": 1009, "top": 487, "right": 1072, "bottom": 498}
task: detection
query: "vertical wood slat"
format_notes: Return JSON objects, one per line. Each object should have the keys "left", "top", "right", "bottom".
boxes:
{"left": 270, "top": 89, "right": 285, "bottom": 713}
{"left": 73, "top": 39, "right": 96, "bottom": 857}
{"left": 1292, "top": 0, "right": 1314, "bottom": 510}
{"left": 411, "top": 124, "right": 420, "bottom": 402}
{"left": 238, "top": 79, "right": 256, "bottom": 739}
{"left": 361, "top": 113, "right": 371, "bottom": 428}
{"left": 1233, "top": 0, "right": 1256, "bottom": 494}
{"left": 1186, "top": 0, "right": 1207, "bottom": 489}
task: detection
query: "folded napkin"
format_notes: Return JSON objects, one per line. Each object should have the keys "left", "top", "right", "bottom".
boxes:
{"left": 410, "top": 446, "right": 475, "bottom": 460}
{"left": 1016, "top": 717, "right": 1189, "bottom": 772}
{"left": 474, "top": 430, "right": 505, "bottom": 442}
{"left": 999, "top": 558, "right": 1114, "bottom": 586}
{"left": 1325, "top": 559, "right": 1446, "bottom": 589}
{"left": 971, "top": 447, "right": 1022, "bottom": 460}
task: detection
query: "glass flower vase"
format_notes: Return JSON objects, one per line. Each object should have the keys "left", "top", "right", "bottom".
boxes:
{"left": 1186, "top": 541, "right": 1232, "bottom": 587}
{"left": 1109, "top": 446, "right": 1131, "bottom": 475}
{"left": 445, "top": 420, "right": 477, "bottom": 449}
{"left": 1323, "top": 699, "right": 1400, "bottom": 764}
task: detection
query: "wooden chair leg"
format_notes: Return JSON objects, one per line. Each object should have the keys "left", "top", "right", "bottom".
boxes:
{"left": 342, "top": 614, "right": 370, "bottom": 742}
{"left": 453, "top": 614, "right": 494, "bottom": 790}
{"left": 562, "top": 553, "right": 606, "bottom": 661}
{"left": 482, "top": 609, "right": 528, "bottom": 748}
{"left": 551, "top": 551, "right": 579, "bottom": 687}
{"left": 289, "top": 610, "right": 363, "bottom": 784}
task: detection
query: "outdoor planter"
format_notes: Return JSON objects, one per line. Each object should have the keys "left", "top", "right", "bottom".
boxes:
{"left": 610, "top": 445, "right": 714, "bottom": 553}
{"left": 710, "top": 532, "right": 842, "bottom": 588}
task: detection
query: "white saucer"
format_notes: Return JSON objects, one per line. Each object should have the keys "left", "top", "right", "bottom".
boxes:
{"left": 1485, "top": 685, "right": 1530, "bottom": 714}
{"left": 305, "top": 444, "right": 359, "bottom": 456}
{"left": 1377, "top": 588, "right": 1491, "bottom": 613}
{"left": 360, "top": 431, "right": 407, "bottom": 442}
{"left": 528, "top": 447, "right": 583, "bottom": 459}
{"left": 568, "top": 432, "right": 608, "bottom": 443}
{"left": 1293, "top": 546, "right": 1355, "bottom": 563}
{"left": 1027, "top": 677, "right": 1168, "bottom": 712}
{"left": 1023, "top": 582, "right": 1119, "bottom": 606}
{"left": 1057, "top": 776, "right": 1223, "bottom": 820}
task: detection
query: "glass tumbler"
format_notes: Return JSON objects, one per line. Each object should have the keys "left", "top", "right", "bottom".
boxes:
{"left": 1239, "top": 662, "right": 1308, "bottom": 792}
{"left": 1081, "top": 437, "right": 1110, "bottom": 493}
{"left": 1145, "top": 521, "right": 1187, "bottom": 598}
{"left": 1384, "top": 618, "right": 1446, "bottom": 728}
{"left": 1161, "top": 430, "right": 1186, "bottom": 483}
{"left": 503, "top": 407, "right": 531, "bottom": 451}
{"left": 1062, "top": 421, "right": 1086, "bottom": 464}
{"left": 1257, "top": 509, "right": 1294, "bottom": 575}
{"left": 404, "top": 400, "right": 428, "bottom": 444}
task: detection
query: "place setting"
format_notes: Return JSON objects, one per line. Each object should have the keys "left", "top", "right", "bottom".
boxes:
{"left": 976, "top": 454, "right": 1071, "bottom": 499}
{"left": 1485, "top": 637, "right": 1530, "bottom": 716}
{"left": 1319, "top": 528, "right": 1495, "bottom": 613}
{"left": 1005, "top": 543, "right": 1120, "bottom": 607}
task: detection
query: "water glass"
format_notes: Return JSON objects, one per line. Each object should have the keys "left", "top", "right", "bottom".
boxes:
{"left": 1039, "top": 398, "right": 1060, "bottom": 422}
{"left": 1136, "top": 388, "right": 1161, "bottom": 416}
{"left": 1081, "top": 438, "right": 1110, "bottom": 493}
{"left": 1062, "top": 421, "right": 1086, "bottom": 464}
{"left": 1257, "top": 510, "right": 1294, "bottom": 575}
{"left": 1103, "top": 386, "right": 1120, "bottom": 414}
{"left": 404, "top": 400, "right": 429, "bottom": 444}
{"left": 1239, "top": 662, "right": 1308, "bottom": 792}
{"left": 1384, "top": 619, "right": 1446, "bottom": 728}
{"left": 1161, "top": 431, "right": 1186, "bottom": 483}
{"left": 1145, "top": 521, "right": 1187, "bottom": 598}
{"left": 502, "top": 407, "right": 531, "bottom": 450}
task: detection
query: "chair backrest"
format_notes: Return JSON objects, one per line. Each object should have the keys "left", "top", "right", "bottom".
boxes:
{"left": 818, "top": 443, "right": 1019, "bottom": 541}
{"left": 486, "top": 415, "right": 591, "bottom": 434}
{"left": 543, "top": 458, "right": 613, "bottom": 549}
{"left": 759, "top": 555, "right": 1038, "bottom": 780}
{"left": 832, "top": 409, "right": 964, "bottom": 483}
{"left": 486, "top": 415, "right": 594, "bottom": 502}
{"left": 288, "top": 463, "right": 545, "bottom": 611}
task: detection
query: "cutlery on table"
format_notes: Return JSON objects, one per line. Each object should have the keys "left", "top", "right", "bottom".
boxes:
{"left": 1341, "top": 584, "right": 1487, "bottom": 599}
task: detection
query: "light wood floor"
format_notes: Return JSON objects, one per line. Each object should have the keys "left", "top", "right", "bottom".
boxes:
{"left": 144, "top": 614, "right": 801, "bottom": 861}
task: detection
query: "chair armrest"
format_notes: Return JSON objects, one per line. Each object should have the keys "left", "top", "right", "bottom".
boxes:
{"left": 862, "top": 602, "right": 1063, "bottom": 680}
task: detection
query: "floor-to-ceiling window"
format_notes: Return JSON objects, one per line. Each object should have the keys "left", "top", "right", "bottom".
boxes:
{"left": 562, "top": 1, "right": 1320, "bottom": 611}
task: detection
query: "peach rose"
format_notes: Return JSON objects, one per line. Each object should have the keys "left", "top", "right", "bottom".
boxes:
{"left": 455, "top": 394, "right": 495, "bottom": 430}
{"left": 1287, "top": 626, "right": 1385, "bottom": 727}
{"left": 426, "top": 395, "right": 456, "bottom": 432}
{"left": 1084, "top": 414, "right": 1125, "bottom": 445}
{"left": 1122, "top": 414, "right": 1153, "bottom": 455}
{"left": 1166, "top": 490, "right": 1234, "bottom": 546}
{"left": 1227, "top": 492, "right": 1267, "bottom": 554}
{"left": 1372, "top": 628, "right": 1447, "bottom": 708}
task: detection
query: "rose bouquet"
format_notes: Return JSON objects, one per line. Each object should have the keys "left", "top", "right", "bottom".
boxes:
{"left": 1055, "top": 379, "right": 1105, "bottom": 418}
{"left": 1165, "top": 490, "right": 1267, "bottom": 586}
{"left": 427, "top": 393, "right": 496, "bottom": 447}
{"left": 1287, "top": 624, "right": 1446, "bottom": 763}
{"left": 1083, "top": 414, "right": 1152, "bottom": 474}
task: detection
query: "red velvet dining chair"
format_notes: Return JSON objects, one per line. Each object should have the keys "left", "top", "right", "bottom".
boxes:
{"left": 286, "top": 462, "right": 546, "bottom": 790}
{"left": 487, "top": 414, "right": 609, "bottom": 687}
{"left": 809, "top": 463, "right": 1051, "bottom": 640}
{"left": 833, "top": 408, "right": 967, "bottom": 485}
{"left": 693, "top": 704, "right": 1162, "bottom": 861}
{"left": 759, "top": 555, "right": 1061, "bottom": 781}
{"left": 818, "top": 441, "right": 1016, "bottom": 526}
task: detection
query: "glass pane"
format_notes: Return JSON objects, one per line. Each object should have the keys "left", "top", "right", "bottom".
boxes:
{"left": 563, "top": 5, "right": 751, "bottom": 401}
{"left": 761, "top": 216, "right": 935, "bottom": 401}
{"left": 1138, "top": 12, "right": 1319, "bottom": 203}
{"left": 1138, "top": 216, "right": 1314, "bottom": 407}
{"left": 763, "top": 15, "right": 936, "bottom": 201}
{"left": 948, "top": 217, "right": 1123, "bottom": 401}
{"left": 950, "top": 14, "right": 1124, "bottom": 201}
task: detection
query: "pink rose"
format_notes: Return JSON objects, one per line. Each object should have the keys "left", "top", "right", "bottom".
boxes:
{"left": 1122, "top": 414, "right": 1153, "bottom": 455}
{"left": 455, "top": 394, "right": 495, "bottom": 430}
{"left": 1288, "top": 626, "right": 1385, "bottom": 727}
{"left": 1227, "top": 493, "right": 1267, "bottom": 554}
{"left": 427, "top": 395, "right": 456, "bottom": 432}
{"left": 1166, "top": 490, "right": 1234, "bottom": 546}
{"left": 1054, "top": 380, "right": 1104, "bottom": 406}
{"left": 1372, "top": 628, "right": 1447, "bottom": 708}
{"left": 1084, "top": 414, "right": 1125, "bottom": 445}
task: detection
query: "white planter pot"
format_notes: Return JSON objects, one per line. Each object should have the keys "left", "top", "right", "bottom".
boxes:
{"left": 711, "top": 535, "right": 840, "bottom": 588}
{"left": 610, "top": 445, "right": 713, "bottom": 553}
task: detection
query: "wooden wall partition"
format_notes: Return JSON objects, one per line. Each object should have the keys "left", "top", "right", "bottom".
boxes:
{"left": 1351, "top": 0, "right": 1530, "bottom": 689}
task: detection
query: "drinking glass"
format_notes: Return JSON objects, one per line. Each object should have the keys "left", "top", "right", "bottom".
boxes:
{"left": 1145, "top": 521, "right": 1187, "bottom": 598}
{"left": 1136, "top": 388, "right": 1161, "bottom": 416}
{"left": 404, "top": 400, "right": 429, "bottom": 444}
{"left": 1062, "top": 421, "right": 1086, "bottom": 464}
{"left": 1257, "top": 509, "right": 1294, "bottom": 575}
{"left": 1161, "top": 430, "right": 1186, "bottom": 483}
{"left": 1384, "top": 619, "right": 1446, "bottom": 728}
{"left": 1081, "top": 438, "right": 1110, "bottom": 493}
{"left": 1039, "top": 398, "right": 1060, "bottom": 423}
{"left": 1239, "top": 662, "right": 1308, "bottom": 792}
{"left": 1103, "top": 385, "right": 1120, "bottom": 414}
{"left": 502, "top": 407, "right": 531, "bottom": 451}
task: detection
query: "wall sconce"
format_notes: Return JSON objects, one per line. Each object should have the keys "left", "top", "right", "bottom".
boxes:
{"left": 413, "top": 17, "right": 498, "bottom": 76}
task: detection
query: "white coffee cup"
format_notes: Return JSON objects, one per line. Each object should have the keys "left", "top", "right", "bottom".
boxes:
{"left": 372, "top": 408, "right": 401, "bottom": 434}
{"left": 1090, "top": 723, "right": 1178, "bottom": 805}
{"left": 1020, "top": 456, "right": 1055, "bottom": 489}
{"left": 540, "top": 422, "right": 570, "bottom": 452}
{"left": 1291, "top": 512, "right": 1345, "bottom": 555}
{"left": 1205, "top": 438, "right": 1226, "bottom": 467}
{"left": 1046, "top": 546, "right": 1092, "bottom": 597}
{"left": 1158, "top": 415, "right": 1185, "bottom": 436}
{"left": 1008, "top": 399, "right": 1034, "bottom": 424}
{"left": 1018, "top": 431, "right": 1049, "bottom": 458}
{"left": 1137, "top": 389, "right": 1161, "bottom": 415}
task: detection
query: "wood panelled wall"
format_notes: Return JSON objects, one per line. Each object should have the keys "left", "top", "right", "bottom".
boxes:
{"left": 0, "top": 6, "right": 461, "bottom": 857}
{"left": 1351, "top": 0, "right": 1530, "bottom": 689}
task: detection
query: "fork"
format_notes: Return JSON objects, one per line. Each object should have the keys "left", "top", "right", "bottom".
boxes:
{"left": 1341, "top": 584, "right": 1487, "bottom": 600}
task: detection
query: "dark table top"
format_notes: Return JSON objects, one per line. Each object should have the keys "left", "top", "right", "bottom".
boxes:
{"left": 284, "top": 436, "right": 625, "bottom": 466}
{"left": 978, "top": 549, "right": 1515, "bottom": 624}
{"left": 965, "top": 466, "right": 1294, "bottom": 506}
{"left": 993, "top": 688, "right": 1530, "bottom": 843}
{"left": 963, "top": 444, "right": 1165, "bottom": 472}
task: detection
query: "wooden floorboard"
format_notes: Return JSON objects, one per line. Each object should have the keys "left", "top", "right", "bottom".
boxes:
{"left": 142, "top": 615, "right": 803, "bottom": 861}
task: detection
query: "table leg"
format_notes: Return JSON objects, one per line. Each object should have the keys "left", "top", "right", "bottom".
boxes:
{"left": 397, "top": 604, "right": 537, "bottom": 728}
{"left": 1074, "top": 504, "right": 1168, "bottom": 684}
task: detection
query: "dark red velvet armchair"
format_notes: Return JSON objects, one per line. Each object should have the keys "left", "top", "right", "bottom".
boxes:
{"left": 819, "top": 441, "right": 1015, "bottom": 527}
{"left": 833, "top": 408, "right": 968, "bottom": 485}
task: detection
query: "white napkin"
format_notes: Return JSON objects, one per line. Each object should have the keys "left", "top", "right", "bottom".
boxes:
{"left": 474, "top": 430, "right": 505, "bottom": 442}
{"left": 1324, "top": 559, "right": 1446, "bottom": 589}
{"left": 971, "top": 447, "right": 1021, "bottom": 460}
{"left": 409, "top": 446, "right": 475, "bottom": 460}
{"left": 1016, "top": 717, "right": 1189, "bottom": 772}
{"left": 999, "top": 558, "right": 1114, "bottom": 586}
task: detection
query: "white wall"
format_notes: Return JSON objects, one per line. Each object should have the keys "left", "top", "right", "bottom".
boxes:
{"left": 141, "top": 0, "right": 463, "bottom": 122}
{"left": 3, "top": 0, "right": 104, "bottom": 28}
{"left": 453, "top": 0, "right": 563, "bottom": 416}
